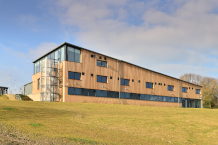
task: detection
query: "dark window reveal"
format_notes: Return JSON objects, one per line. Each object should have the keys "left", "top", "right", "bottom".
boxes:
{"left": 68, "top": 72, "right": 81, "bottom": 80}
{"left": 168, "top": 85, "right": 174, "bottom": 91}
{"left": 97, "top": 60, "right": 107, "bottom": 67}
{"left": 97, "top": 75, "right": 107, "bottom": 83}
{"left": 196, "top": 89, "right": 200, "bottom": 94}
{"left": 146, "top": 82, "right": 153, "bottom": 88}
{"left": 182, "top": 87, "right": 187, "bottom": 93}
{"left": 121, "top": 79, "right": 129, "bottom": 86}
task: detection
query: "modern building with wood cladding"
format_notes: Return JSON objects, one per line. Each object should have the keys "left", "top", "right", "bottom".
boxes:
{"left": 27, "top": 42, "right": 202, "bottom": 108}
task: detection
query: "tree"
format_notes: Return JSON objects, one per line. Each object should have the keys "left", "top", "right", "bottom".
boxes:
{"left": 180, "top": 73, "right": 218, "bottom": 109}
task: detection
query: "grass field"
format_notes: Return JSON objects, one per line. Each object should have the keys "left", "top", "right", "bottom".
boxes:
{"left": 1, "top": 95, "right": 218, "bottom": 144}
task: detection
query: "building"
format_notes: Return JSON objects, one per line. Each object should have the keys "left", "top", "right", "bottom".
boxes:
{"left": 0, "top": 86, "right": 8, "bottom": 95}
{"left": 25, "top": 42, "right": 202, "bottom": 108}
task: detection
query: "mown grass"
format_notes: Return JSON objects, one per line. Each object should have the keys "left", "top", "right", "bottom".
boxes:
{"left": 0, "top": 99, "right": 218, "bottom": 144}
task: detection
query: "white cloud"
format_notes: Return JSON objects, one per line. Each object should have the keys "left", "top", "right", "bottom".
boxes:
{"left": 49, "top": 0, "right": 218, "bottom": 78}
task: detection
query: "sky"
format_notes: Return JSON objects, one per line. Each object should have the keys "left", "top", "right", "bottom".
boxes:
{"left": 1, "top": 0, "right": 218, "bottom": 94}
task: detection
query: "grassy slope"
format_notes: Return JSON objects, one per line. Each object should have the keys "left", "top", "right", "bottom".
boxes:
{"left": 0, "top": 99, "right": 218, "bottom": 145}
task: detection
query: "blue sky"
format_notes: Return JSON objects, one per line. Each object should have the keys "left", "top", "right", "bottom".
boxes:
{"left": 1, "top": 0, "right": 218, "bottom": 94}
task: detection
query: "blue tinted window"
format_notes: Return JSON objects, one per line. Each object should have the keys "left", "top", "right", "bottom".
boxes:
{"left": 163, "top": 96, "right": 167, "bottom": 102}
{"left": 168, "top": 85, "right": 174, "bottom": 91}
{"left": 140, "top": 94, "right": 145, "bottom": 100}
{"left": 102, "top": 76, "right": 107, "bottom": 83}
{"left": 121, "top": 79, "right": 125, "bottom": 85}
{"left": 96, "top": 90, "right": 101, "bottom": 97}
{"left": 120, "top": 92, "right": 125, "bottom": 98}
{"left": 75, "top": 88, "right": 81, "bottom": 95}
{"left": 97, "top": 60, "right": 101, "bottom": 66}
{"left": 170, "top": 97, "right": 174, "bottom": 102}
{"left": 182, "top": 87, "right": 187, "bottom": 92}
{"left": 150, "top": 95, "right": 154, "bottom": 101}
{"left": 121, "top": 79, "right": 129, "bottom": 86}
{"left": 167, "top": 97, "right": 171, "bottom": 102}
{"left": 174, "top": 97, "right": 178, "bottom": 102}
{"left": 75, "top": 73, "right": 81, "bottom": 80}
{"left": 68, "top": 87, "right": 74, "bottom": 95}
{"left": 102, "top": 61, "right": 107, "bottom": 67}
{"left": 102, "top": 91, "right": 107, "bottom": 97}
{"left": 158, "top": 96, "right": 163, "bottom": 101}
{"left": 146, "top": 82, "right": 153, "bottom": 88}
{"left": 125, "top": 80, "right": 129, "bottom": 86}
{"left": 154, "top": 95, "right": 158, "bottom": 101}
{"left": 125, "top": 93, "right": 130, "bottom": 99}
{"left": 69, "top": 72, "right": 74, "bottom": 79}
{"left": 69, "top": 72, "right": 80, "bottom": 80}
{"left": 97, "top": 75, "right": 101, "bottom": 82}
{"left": 68, "top": 46, "right": 80, "bottom": 63}
{"left": 97, "top": 60, "right": 107, "bottom": 67}
{"left": 196, "top": 89, "right": 200, "bottom": 94}
{"left": 179, "top": 98, "right": 182, "bottom": 103}
{"left": 146, "top": 95, "right": 150, "bottom": 100}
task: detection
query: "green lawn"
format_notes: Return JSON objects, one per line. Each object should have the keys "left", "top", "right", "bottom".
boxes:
{"left": 0, "top": 96, "right": 218, "bottom": 144}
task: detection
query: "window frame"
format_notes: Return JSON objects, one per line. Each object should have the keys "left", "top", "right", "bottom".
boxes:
{"left": 196, "top": 89, "right": 200, "bottom": 94}
{"left": 146, "top": 82, "right": 153, "bottom": 89}
{"left": 97, "top": 75, "right": 107, "bottom": 83}
{"left": 168, "top": 85, "right": 174, "bottom": 91}
{"left": 182, "top": 87, "right": 187, "bottom": 93}
{"left": 68, "top": 71, "right": 81, "bottom": 80}
{"left": 97, "top": 60, "right": 107, "bottom": 67}
{"left": 121, "top": 79, "right": 129, "bottom": 86}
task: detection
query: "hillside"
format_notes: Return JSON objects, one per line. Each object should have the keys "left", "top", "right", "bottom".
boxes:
{"left": 0, "top": 99, "right": 218, "bottom": 144}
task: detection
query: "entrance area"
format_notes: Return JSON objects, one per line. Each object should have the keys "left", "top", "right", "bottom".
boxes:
{"left": 182, "top": 98, "right": 201, "bottom": 108}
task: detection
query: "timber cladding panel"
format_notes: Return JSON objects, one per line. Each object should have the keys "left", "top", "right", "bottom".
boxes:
{"left": 32, "top": 72, "right": 40, "bottom": 95}
{"left": 63, "top": 49, "right": 202, "bottom": 100}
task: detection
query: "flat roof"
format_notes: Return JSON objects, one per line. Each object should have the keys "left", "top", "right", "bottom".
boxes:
{"left": 32, "top": 42, "right": 202, "bottom": 87}
{"left": 0, "top": 86, "right": 8, "bottom": 88}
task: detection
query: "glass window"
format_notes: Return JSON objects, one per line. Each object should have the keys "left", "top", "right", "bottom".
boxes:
{"left": 68, "top": 87, "right": 75, "bottom": 95}
{"left": 61, "top": 47, "right": 64, "bottom": 62}
{"left": 96, "top": 90, "right": 101, "bottom": 97}
{"left": 168, "top": 85, "right": 174, "bottom": 91}
{"left": 120, "top": 92, "right": 125, "bottom": 98}
{"left": 150, "top": 95, "right": 154, "bottom": 101}
{"left": 167, "top": 97, "right": 171, "bottom": 102}
{"left": 97, "top": 60, "right": 101, "bottom": 66}
{"left": 75, "top": 49, "right": 80, "bottom": 63}
{"left": 154, "top": 95, "right": 158, "bottom": 101}
{"left": 182, "top": 87, "right": 187, "bottom": 92}
{"left": 170, "top": 97, "right": 174, "bottom": 102}
{"left": 68, "top": 72, "right": 81, "bottom": 80}
{"left": 174, "top": 97, "right": 178, "bottom": 102}
{"left": 140, "top": 94, "right": 145, "bottom": 100}
{"left": 163, "top": 96, "right": 167, "bottom": 102}
{"left": 125, "top": 93, "right": 130, "bottom": 99}
{"left": 97, "top": 75, "right": 107, "bottom": 83}
{"left": 158, "top": 96, "right": 162, "bottom": 101}
{"left": 102, "top": 76, "right": 107, "bottom": 83}
{"left": 38, "top": 78, "right": 40, "bottom": 90}
{"left": 121, "top": 79, "right": 129, "bottom": 86}
{"left": 75, "top": 88, "right": 81, "bottom": 95}
{"left": 67, "top": 46, "right": 80, "bottom": 63}
{"left": 196, "top": 89, "right": 200, "bottom": 94}
{"left": 97, "top": 60, "right": 107, "bottom": 67}
{"left": 102, "top": 91, "right": 107, "bottom": 97}
{"left": 146, "top": 82, "right": 153, "bottom": 88}
{"left": 179, "top": 98, "right": 182, "bottom": 103}
{"left": 146, "top": 95, "right": 150, "bottom": 100}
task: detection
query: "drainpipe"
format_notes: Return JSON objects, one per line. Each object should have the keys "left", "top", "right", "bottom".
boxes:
{"left": 118, "top": 60, "right": 121, "bottom": 104}
{"left": 178, "top": 80, "right": 179, "bottom": 108}
{"left": 201, "top": 87, "right": 203, "bottom": 108}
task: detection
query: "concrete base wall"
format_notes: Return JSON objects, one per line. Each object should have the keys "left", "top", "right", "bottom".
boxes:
{"left": 28, "top": 93, "right": 41, "bottom": 101}
{"left": 65, "top": 95, "right": 182, "bottom": 107}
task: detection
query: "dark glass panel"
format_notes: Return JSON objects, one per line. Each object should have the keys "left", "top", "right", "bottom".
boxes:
{"left": 154, "top": 95, "right": 158, "bottom": 101}
{"left": 102, "top": 91, "right": 107, "bottom": 97}
{"left": 135, "top": 94, "right": 140, "bottom": 100}
{"left": 121, "top": 79, "right": 125, "bottom": 85}
{"left": 97, "top": 60, "right": 101, "bottom": 66}
{"left": 150, "top": 95, "right": 154, "bottom": 101}
{"left": 74, "top": 49, "right": 80, "bottom": 63}
{"left": 114, "top": 92, "right": 119, "bottom": 98}
{"left": 140, "top": 94, "right": 145, "bottom": 100}
{"left": 125, "top": 93, "right": 130, "bottom": 99}
{"left": 68, "top": 47, "right": 75, "bottom": 62}
{"left": 74, "top": 73, "right": 81, "bottom": 80}
{"left": 97, "top": 75, "right": 101, "bottom": 82}
{"left": 145, "top": 95, "right": 150, "bottom": 100}
{"left": 96, "top": 90, "right": 101, "bottom": 97}
{"left": 102, "top": 61, "right": 107, "bottom": 67}
{"left": 163, "top": 96, "right": 167, "bottom": 102}
{"left": 167, "top": 97, "right": 171, "bottom": 102}
{"left": 75, "top": 88, "right": 81, "bottom": 95}
{"left": 120, "top": 92, "right": 125, "bottom": 98}
{"left": 170, "top": 97, "right": 174, "bottom": 102}
{"left": 102, "top": 76, "right": 107, "bottom": 83}
{"left": 158, "top": 96, "right": 163, "bottom": 101}
{"left": 107, "top": 91, "right": 114, "bottom": 98}
{"left": 68, "top": 87, "right": 74, "bottom": 95}
{"left": 174, "top": 97, "right": 178, "bottom": 102}
{"left": 125, "top": 80, "right": 129, "bottom": 86}
{"left": 69, "top": 72, "right": 75, "bottom": 79}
